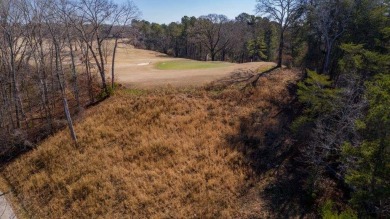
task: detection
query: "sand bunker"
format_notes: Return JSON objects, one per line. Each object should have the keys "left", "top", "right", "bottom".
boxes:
{"left": 137, "top": 62, "right": 151, "bottom": 66}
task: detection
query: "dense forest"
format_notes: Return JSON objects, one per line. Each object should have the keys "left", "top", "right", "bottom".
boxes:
{"left": 132, "top": 14, "right": 280, "bottom": 63}
{"left": 0, "top": 0, "right": 389, "bottom": 217}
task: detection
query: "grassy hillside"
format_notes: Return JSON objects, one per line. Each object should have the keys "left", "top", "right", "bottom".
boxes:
{"left": 2, "top": 69, "right": 301, "bottom": 218}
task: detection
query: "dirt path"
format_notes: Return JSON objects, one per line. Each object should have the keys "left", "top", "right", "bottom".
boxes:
{"left": 0, "top": 192, "right": 16, "bottom": 219}
{"left": 113, "top": 44, "right": 275, "bottom": 88}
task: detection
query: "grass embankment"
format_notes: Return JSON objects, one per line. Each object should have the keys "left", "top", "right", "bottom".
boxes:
{"left": 2, "top": 69, "right": 300, "bottom": 218}
{"left": 155, "top": 60, "right": 232, "bottom": 70}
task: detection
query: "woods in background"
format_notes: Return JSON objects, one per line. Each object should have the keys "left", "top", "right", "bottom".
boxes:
{"left": 132, "top": 13, "right": 280, "bottom": 63}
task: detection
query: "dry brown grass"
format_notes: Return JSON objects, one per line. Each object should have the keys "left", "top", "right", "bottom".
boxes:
{"left": 1, "top": 68, "right": 301, "bottom": 218}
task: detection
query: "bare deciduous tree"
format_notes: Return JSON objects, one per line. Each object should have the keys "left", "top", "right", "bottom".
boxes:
{"left": 0, "top": 0, "right": 140, "bottom": 151}
{"left": 256, "top": 0, "right": 303, "bottom": 67}
{"left": 193, "top": 14, "right": 231, "bottom": 61}
{"left": 72, "top": 0, "right": 120, "bottom": 95}
{"left": 44, "top": 0, "right": 78, "bottom": 143}
{"left": 110, "top": 0, "right": 140, "bottom": 88}
{"left": 307, "top": 0, "right": 352, "bottom": 74}
{"left": 0, "top": 0, "right": 28, "bottom": 129}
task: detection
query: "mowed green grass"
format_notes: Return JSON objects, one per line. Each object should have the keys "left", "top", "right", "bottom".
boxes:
{"left": 155, "top": 60, "right": 232, "bottom": 70}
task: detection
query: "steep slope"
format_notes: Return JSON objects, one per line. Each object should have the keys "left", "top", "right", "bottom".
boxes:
{"left": 1, "top": 69, "right": 300, "bottom": 218}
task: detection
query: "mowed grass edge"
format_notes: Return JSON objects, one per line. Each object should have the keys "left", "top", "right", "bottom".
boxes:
{"left": 155, "top": 60, "right": 232, "bottom": 70}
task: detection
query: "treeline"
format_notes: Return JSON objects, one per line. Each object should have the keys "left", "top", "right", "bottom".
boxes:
{"left": 0, "top": 0, "right": 139, "bottom": 158}
{"left": 132, "top": 14, "right": 280, "bottom": 63}
{"left": 252, "top": 0, "right": 389, "bottom": 217}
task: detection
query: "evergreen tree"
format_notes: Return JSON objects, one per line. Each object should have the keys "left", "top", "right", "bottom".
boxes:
{"left": 247, "top": 36, "right": 268, "bottom": 61}
{"left": 343, "top": 74, "right": 390, "bottom": 217}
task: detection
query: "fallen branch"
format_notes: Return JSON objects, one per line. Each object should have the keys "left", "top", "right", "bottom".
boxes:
{"left": 0, "top": 191, "right": 10, "bottom": 197}
{"left": 242, "top": 66, "right": 280, "bottom": 90}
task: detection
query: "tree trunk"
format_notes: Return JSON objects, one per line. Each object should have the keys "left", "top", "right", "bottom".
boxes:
{"left": 37, "top": 40, "right": 53, "bottom": 133}
{"left": 185, "top": 39, "right": 188, "bottom": 57}
{"left": 323, "top": 46, "right": 331, "bottom": 74}
{"left": 277, "top": 29, "right": 284, "bottom": 67}
{"left": 39, "top": 78, "right": 53, "bottom": 132}
{"left": 97, "top": 39, "right": 108, "bottom": 94}
{"left": 80, "top": 43, "right": 95, "bottom": 103}
{"left": 211, "top": 49, "right": 216, "bottom": 61}
{"left": 68, "top": 35, "right": 81, "bottom": 111}
{"left": 111, "top": 37, "right": 118, "bottom": 89}
{"left": 175, "top": 39, "right": 179, "bottom": 57}
{"left": 86, "top": 42, "right": 107, "bottom": 94}
{"left": 7, "top": 34, "right": 24, "bottom": 129}
{"left": 54, "top": 41, "right": 77, "bottom": 144}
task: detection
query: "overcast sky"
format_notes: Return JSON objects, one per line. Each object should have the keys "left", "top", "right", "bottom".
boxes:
{"left": 127, "top": 0, "right": 256, "bottom": 24}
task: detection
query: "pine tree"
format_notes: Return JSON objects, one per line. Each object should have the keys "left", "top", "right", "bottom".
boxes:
{"left": 343, "top": 74, "right": 390, "bottom": 217}
{"left": 293, "top": 70, "right": 341, "bottom": 132}
{"left": 247, "top": 37, "right": 268, "bottom": 61}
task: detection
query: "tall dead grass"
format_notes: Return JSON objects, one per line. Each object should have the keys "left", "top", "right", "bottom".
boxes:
{"left": 2, "top": 69, "right": 300, "bottom": 218}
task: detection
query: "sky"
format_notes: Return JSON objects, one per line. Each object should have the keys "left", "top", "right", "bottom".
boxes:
{"left": 125, "top": 0, "right": 257, "bottom": 24}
